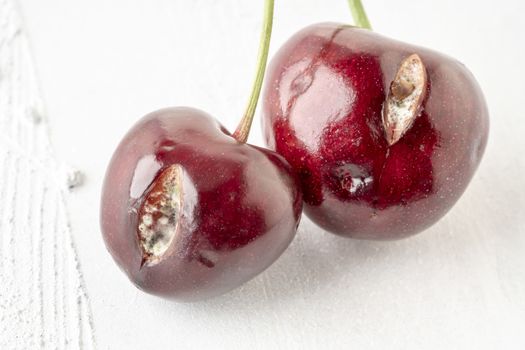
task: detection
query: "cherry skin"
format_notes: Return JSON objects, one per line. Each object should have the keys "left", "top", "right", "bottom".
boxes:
{"left": 101, "top": 107, "right": 302, "bottom": 301}
{"left": 262, "top": 23, "right": 489, "bottom": 239}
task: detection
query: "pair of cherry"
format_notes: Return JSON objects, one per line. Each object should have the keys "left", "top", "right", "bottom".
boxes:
{"left": 100, "top": 1, "right": 489, "bottom": 301}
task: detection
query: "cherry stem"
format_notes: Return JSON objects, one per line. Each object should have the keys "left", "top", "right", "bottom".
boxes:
{"left": 347, "top": 0, "right": 372, "bottom": 29}
{"left": 233, "top": 0, "right": 274, "bottom": 143}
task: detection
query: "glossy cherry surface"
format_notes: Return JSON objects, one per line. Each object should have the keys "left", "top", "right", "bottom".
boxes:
{"left": 262, "top": 23, "right": 489, "bottom": 239}
{"left": 101, "top": 107, "right": 302, "bottom": 301}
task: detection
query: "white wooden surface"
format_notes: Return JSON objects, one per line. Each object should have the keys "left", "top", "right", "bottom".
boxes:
{"left": 0, "top": 1, "right": 95, "bottom": 348}
{"left": 2, "top": 0, "right": 524, "bottom": 348}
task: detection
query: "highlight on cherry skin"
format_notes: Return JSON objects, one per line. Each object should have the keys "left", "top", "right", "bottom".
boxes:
{"left": 262, "top": 23, "right": 489, "bottom": 240}
{"left": 100, "top": 108, "right": 302, "bottom": 301}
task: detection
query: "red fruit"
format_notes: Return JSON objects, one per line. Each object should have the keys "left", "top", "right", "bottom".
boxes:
{"left": 262, "top": 23, "right": 488, "bottom": 239}
{"left": 101, "top": 107, "right": 302, "bottom": 301}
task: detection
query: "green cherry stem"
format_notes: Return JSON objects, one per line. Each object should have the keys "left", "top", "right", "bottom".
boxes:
{"left": 347, "top": 0, "right": 372, "bottom": 30}
{"left": 233, "top": 0, "right": 274, "bottom": 143}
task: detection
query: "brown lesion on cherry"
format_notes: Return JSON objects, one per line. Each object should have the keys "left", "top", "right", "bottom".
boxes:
{"left": 137, "top": 164, "right": 183, "bottom": 267}
{"left": 382, "top": 53, "right": 428, "bottom": 146}
{"left": 390, "top": 77, "right": 415, "bottom": 100}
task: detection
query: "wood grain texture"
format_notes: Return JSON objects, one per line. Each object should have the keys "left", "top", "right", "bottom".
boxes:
{"left": 0, "top": 0, "right": 96, "bottom": 348}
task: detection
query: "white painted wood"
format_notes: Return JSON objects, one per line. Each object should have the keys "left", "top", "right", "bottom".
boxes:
{"left": 0, "top": 1, "right": 95, "bottom": 348}
{"left": 3, "top": 0, "right": 525, "bottom": 348}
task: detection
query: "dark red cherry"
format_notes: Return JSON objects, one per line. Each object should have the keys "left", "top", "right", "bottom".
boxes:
{"left": 101, "top": 108, "right": 302, "bottom": 301}
{"left": 262, "top": 23, "right": 489, "bottom": 239}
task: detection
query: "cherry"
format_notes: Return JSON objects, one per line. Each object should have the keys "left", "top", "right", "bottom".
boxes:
{"left": 261, "top": 4, "right": 489, "bottom": 239}
{"left": 100, "top": 0, "right": 302, "bottom": 301}
{"left": 101, "top": 108, "right": 301, "bottom": 301}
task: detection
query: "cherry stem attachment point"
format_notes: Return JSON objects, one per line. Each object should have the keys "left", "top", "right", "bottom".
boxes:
{"left": 233, "top": 0, "right": 274, "bottom": 143}
{"left": 347, "top": 0, "right": 372, "bottom": 30}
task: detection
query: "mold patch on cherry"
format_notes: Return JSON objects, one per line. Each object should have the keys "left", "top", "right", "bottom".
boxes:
{"left": 138, "top": 164, "right": 183, "bottom": 266}
{"left": 383, "top": 54, "right": 428, "bottom": 146}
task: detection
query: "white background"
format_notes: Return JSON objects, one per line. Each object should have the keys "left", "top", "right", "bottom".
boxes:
{"left": 16, "top": 0, "right": 525, "bottom": 348}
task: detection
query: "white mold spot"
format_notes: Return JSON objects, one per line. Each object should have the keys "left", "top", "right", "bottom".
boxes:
{"left": 138, "top": 164, "right": 184, "bottom": 266}
{"left": 382, "top": 54, "right": 427, "bottom": 146}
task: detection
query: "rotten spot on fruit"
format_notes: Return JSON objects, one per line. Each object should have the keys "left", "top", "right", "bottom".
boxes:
{"left": 334, "top": 163, "right": 373, "bottom": 195}
{"left": 138, "top": 164, "right": 183, "bottom": 266}
{"left": 383, "top": 54, "right": 427, "bottom": 145}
